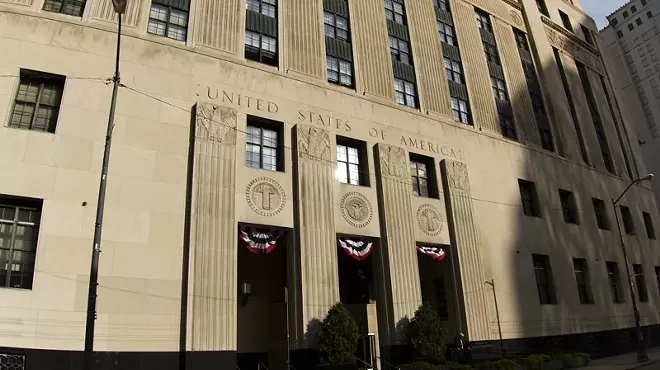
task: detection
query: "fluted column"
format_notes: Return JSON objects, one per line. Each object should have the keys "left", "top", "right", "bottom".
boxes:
{"left": 374, "top": 143, "right": 422, "bottom": 345}
{"left": 193, "top": 0, "right": 242, "bottom": 55}
{"left": 441, "top": 160, "right": 490, "bottom": 341}
{"left": 188, "top": 103, "right": 238, "bottom": 351}
{"left": 294, "top": 124, "right": 339, "bottom": 347}
{"left": 89, "top": 0, "right": 143, "bottom": 26}
{"left": 283, "top": 0, "right": 325, "bottom": 78}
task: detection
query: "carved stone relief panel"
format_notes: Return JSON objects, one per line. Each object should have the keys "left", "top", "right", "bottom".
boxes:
{"left": 246, "top": 177, "right": 286, "bottom": 216}
{"left": 416, "top": 204, "right": 444, "bottom": 236}
{"left": 340, "top": 192, "right": 373, "bottom": 228}
{"left": 297, "top": 124, "right": 331, "bottom": 162}
{"left": 379, "top": 144, "right": 409, "bottom": 181}
{"left": 544, "top": 25, "right": 605, "bottom": 75}
{"left": 196, "top": 103, "right": 237, "bottom": 145}
{"left": 445, "top": 161, "right": 471, "bottom": 192}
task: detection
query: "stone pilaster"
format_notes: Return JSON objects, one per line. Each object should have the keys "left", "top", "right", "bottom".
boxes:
{"left": 89, "top": 0, "right": 143, "bottom": 27}
{"left": 374, "top": 143, "right": 422, "bottom": 345}
{"left": 283, "top": 0, "right": 325, "bottom": 79}
{"left": 294, "top": 124, "right": 339, "bottom": 347}
{"left": 188, "top": 103, "right": 238, "bottom": 351}
{"left": 194, "top": 0, "right": 243, "bottom": 55}
{"left": 440, "top": 160, "right": 490, "bottom": 341}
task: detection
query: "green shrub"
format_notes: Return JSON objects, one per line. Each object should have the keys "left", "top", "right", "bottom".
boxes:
{"left": 477, "top": 359, "right": 516, "bottom": 370}
{"left": 525, "top": 354, "right": 552, "bottom": 370}
{"left": 576, "top": 353, "right": 590, "bottom": 366}
{"left": 399, "top": 361, "right": 434, "bottom": 370}
{"left": 317, "top": 303, "right": 360, "bottom": 365}
{"left": 408, "top": 304, "right": 448, "bottom": 364}
{"left": 449, "top": 361, "right": 474, "bottom": 370}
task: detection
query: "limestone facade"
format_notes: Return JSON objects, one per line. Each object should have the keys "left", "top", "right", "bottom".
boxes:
{"left": 0, "top": 0, "right": 659, "bottom": 368}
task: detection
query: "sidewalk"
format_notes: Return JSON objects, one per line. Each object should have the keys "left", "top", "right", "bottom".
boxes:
{"left": 588, "top": 348, "right": 660, "bottom": 370}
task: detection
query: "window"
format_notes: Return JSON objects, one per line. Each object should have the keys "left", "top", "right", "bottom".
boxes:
{"left": 572, "top": 259, "right": 593, "bottom": 304}
{"left": 620, "top": 205, "right": 635, "bottom": 234}
{"left": 633, "top": 264, "right": 649, "bottom": 302}
{"left": 611, "top": 18, "right": 619, "bottom": 26}
{"left": 10, "top": 70, "right": 64, "bottom": 133}
{"left": 336, "top": 138, "right": 368, "bottom": 186}
{"left": 499, "top": 114, "right": 516, "bottom": 140}
{"left": 483, "top": 42, "right": 501, "bottom": 65}
{"left": 581, "top": 25, "right": 594, "bottom": 45}
{"left": 642, "top": 0, "right": 647, "bottom": 5}
{"left": 656, "top": 267, "right": 660, "bottom": 296}
{"left": 637, "top": 18, "right": 643, "bottom": 26}
{"left": 530, "top": 94, "right": 546, "bottom": 116}
{"left": 433, "top": 276, "right": 449, "bottom": 320}
{"left": 536, "top": 0, "right": 549, "bottom": 16}
{"left": 475, "top": 10, "right": 492, "bottom": 32}
{"left": 617, "top": 30, "right": 624, "bottom": 38}
{"left": 444, "top": 58, "right": 463, "bottom": 83}
{"left": 624, "top": 10, "right": 629, "bottom": 18}
{"left": 533, "top": 254, "right": 556, "bottom": 305}
{"left": 631, "top": 5, "right": 638, "bottom": 12}
{"left": 643, "top": 212, "right": 656, "bottom": 239}
{"left": 438, "top": 21, "right": 455, "bottom": 46}
{"left": 648, "top": 11, "right": 653, "bottom": 19}
{"left": 606, "top": 262, "right": 624, "bottom": 304}
{"left": 324, "top": 11, "right": 349, "bottom": 41}
{"left": 245, "top": 31, "right": 278, "bottom": 66}
{"left": 42, "top": 0, "right": 85, "bottom": 16}
{"left": 394, "top": 78, "right": 416, "bottom": 108}
{"left": 385, "top": 0, "right": 405, "bottom": 24}
{"left": 147, "top": 1, "right": 189, "bottom": 41}
{"left": 433, "top": 0, "right": 449, "bottom": 11}
{"left": 491, "top": 77, "right": 507, "bottom": 101}
{"left": 519, "top": 180, "right": 541, "bottom": 217}
{"left": 629, "top": 23, "right": 635, "bottom": 31}
{"left": 0, "top": 196, "right": 42, "bottom": 290}
{"left": 559, "top": 11, "right": 573, "bottom": 32}
{"left": 327, "top": 56, "right": 353, "bottom": 87}
{"left": 514, "top": 31, "right": 530, "bottom": 51}
{"left": 390, "top": 37, "right": 411, "bottom": 65}
{"left": 592, "top": 198, "right": 610, "bottom": 230}
{"left": 247, "top": 0, "right": 276, "bottom": 18}
{"left": 559, "top": 189, "right": 579, "bottom": 224}
{"left": 410, "top": 154, "right": 437, "bottom": 198}
{"left": 451, "top": 98, "right": 470, "bottom": 124}
{"left": 245, "top": 117, "right": 282, "bottom": 172}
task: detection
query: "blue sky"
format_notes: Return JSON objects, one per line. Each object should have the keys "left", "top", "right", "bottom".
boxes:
{"left": 581, "top": 0, "right": 629, "bottom": 29}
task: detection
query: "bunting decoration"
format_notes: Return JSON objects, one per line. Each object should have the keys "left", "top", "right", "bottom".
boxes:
{"left": 338, "top": 238, "right": 374, "bottom": 261}
{"left": 417, "top": 245, "right": 446, "bottom": 262}
{"left": 240, "top": 228, "right": 280, "bottom": 254}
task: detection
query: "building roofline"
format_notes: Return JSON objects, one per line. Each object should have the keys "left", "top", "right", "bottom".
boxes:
{"left": 607, "top": 0, "right": 635, "bottom": 19}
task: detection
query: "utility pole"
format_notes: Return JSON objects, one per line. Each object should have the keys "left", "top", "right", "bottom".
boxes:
{"left": 83, "top": 1, "right": 126, "bottom": 369}
{"left": 485, "top": 279, "right": 505, "bottom": 357}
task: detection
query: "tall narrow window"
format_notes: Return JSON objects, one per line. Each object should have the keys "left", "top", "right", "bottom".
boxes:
{"left": 519, "top": 180, "right": 541, "bottom": 217}
{"left": 384, "top": 0, "right": 405, "bottom": 24}
{"left": 390, "top": 37, "right": 411, "bottom": 65}
{"left": 559, "top": 10, "right": 573, "bottom": 32}
{"left": 581, "top": 25, "right": 594, "bottom": 45}
{"left": 385, "top": 0, "right": 417, "bottom": 109}
{"left": 394, "top": 78, "right": 416, "bottom": 108}
{"left": 324, "top": 12, "right": 349, "bottom": 41}
{"left": 245, "top": 0, "right": 278, "bottom": 67}
{"left": 475, "top": 10, "right": 493, "bottom": 32}
{"left": 533, "top": 254, "right": 557, "bottom": 305}
{"left": 451, "top": 98, "right": 470, "bottom": 124}
{"left": 536, "top": 0, "right": 549, "bottom": 16}
{"left": 559, "top": 189, "right": 579, "bottom": 224}
{"left": 573, "top": 258, "right": 594, "bottom": 304}
{"left": 410, "top": 154, "right": 437, "bottom": 198}
{"left": 148, "top": 0, "right": 189, "bottom": 41}
{"left": 620, "top": 205, "right": 635, "bottom": 234}
{"left": 245, "top": 117, "right": 283, "bottom": 172}
{"left": 10, "top": 70, "right": 65, "bottom": 133}
{"left": 444, "top": 58, "right": 463, "bottom": 83}
{"left": 655, "top": 267, "right": 660, "bottom": 296}
{"left": 592, "top": 198, "right": 610, "bottom": 230}
{"left": 599, "top": 76, "right": 634, "bottom": 178}
{"left": 491, "top": 77, "right": 508, "bottom": 101}
{"left": 499, "top": 114, "right": 517, "bottom": 140}
{"left": 643, "top": 212, "right": 656, "bottom": 239}
{"left": 324, "top": 0, "right": 354, "bottom": 88}
{"left": 326, "top": 57, "right": 353, "bottom": 87}
{"left": 438, "top": 22, "right": 455, "bottom": 46}
{"left": 633, "top": 264, "right": 649, "bottom": 302}
{"left": 0, "top": 196, "right": 42, "bottom": 290}
{"left": 336, "top": 138, "right": 368, "bottom": 186}
{"left": 606, "top": 261, "right": 624, "bottom": 304}
{"left": 43, "top": 0, "right": 85, "bottom": 16}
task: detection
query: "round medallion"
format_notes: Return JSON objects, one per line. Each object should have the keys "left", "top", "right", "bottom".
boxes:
{"left": 246, "top": 177, "right": 286, "bottom": 217}
{"left": 416, "top": 204, "right": 443, "bottom": 236}
{"left": 510, "top": 10, "right": 523, "bottom": 26}
{"left": 340, "top": 192, "right": 373, "bottom": 228}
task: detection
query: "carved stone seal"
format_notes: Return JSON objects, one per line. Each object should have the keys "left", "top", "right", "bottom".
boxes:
{"left": 196, "top": 103, "right": 237, "bottom": 145}
{"left": 340, "top": 192, "right": 373, "bottom": 228}
{"left": 510, "top": 10, "right": 523, "bottom": 26}
{"left": 246, "top": 177, "right": 286, "bottom": 216}
{"left": 416, "top": 204, "right": 443, "bottom": 236}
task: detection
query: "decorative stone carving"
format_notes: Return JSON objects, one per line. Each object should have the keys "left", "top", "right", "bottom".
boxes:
{"left": 298, "top": 124, "right": 331, "bottom": 162}
{"left": 416, "top": 204, "right": 443, "bottom": 236}
{"left": 246, "top": 177, "right": 286, "bottom": 216}
{"left": 340, "top": 192, "right": 373, "bottom": 228}
{"left": 196, "top": 103, "right": 237, "bottom": 145}
{"left": 379, "top": 145, "right": 408, "bottom": 180}
{"left": 510, "top": 10, "right": 523, "bottom": 26}
{"left": 446, "top": 161, "right": 470, "bottom": 192}
{"left": 544, "top": 25, "right": 605, "bottom": 76}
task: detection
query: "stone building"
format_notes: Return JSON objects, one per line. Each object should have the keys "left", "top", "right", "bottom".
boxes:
{"left": 0, "top": 0, "right": 659, "bottom": 369}
{"left": 601, "top": 0, "right": 660, "bottom": 214}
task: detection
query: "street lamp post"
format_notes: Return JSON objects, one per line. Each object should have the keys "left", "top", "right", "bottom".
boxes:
{"left": 83, "top": 1, "right": 126, "bottom": 369}
{"left": 612, "top": 173, "right": 654, "bottom": 364}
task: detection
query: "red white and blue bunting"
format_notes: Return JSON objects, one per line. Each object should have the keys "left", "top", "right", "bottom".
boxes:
{"left": 240, "top": 228, "right": 280, "bottom": 255}
{"left": 417, "top": 245, "right": 446, "bottom": 262}
{"left": 338, "top": 238, "right": 374, "bottom": 261}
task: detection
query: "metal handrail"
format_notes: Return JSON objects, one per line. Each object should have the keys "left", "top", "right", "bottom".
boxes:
{"left": 286, "top": 361, "right": 298, "bottom": 370}
{"left": 257, "top": 361, "right": 269, "bottom": 370}
{"left": 376, "top": 356, "right": 401, "bottom": 370}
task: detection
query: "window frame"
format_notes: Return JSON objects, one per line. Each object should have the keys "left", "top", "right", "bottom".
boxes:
{"left": 0, "top": 196, "right": 42, "bottom": 290}
{"left": 410, "top": 153, "right": 438, "bottom": 198}
{"left": 42, "top": 0, "right": 86, "bottom": 16}
{"left": 643, "top": 211, "right": 656, "bottom": 239}
{"left": 491, "top": 77, "right": 508, "bottom": 101}
{"left": 451, "top": 97, "right": 470, "bottom": 125}
{"left": 532, "top": 254, "right": 556, "bottom": 305}
{"left": 147, "top": 2, "right": 189, "bottom": 41}
{"left": 245, "top": 30, "right": 278, "bottom": 67}
{"left": 606, "top": 261, "right": 624, "bottom": 304}
{"left": 438, "top": 21, "right": 456, "bottom": 46}
{"left": 559, "top": 10, "right": 573, "bottom": 32}
{"left": 592, "top": 198, "right": 610, "bottom": 230}
{"left": 633, "top": 264, "right": 649, "bottom": 302}
{"left": 536, "top": 0, "right": 549, "bottom": 17}
{"left": 336, "top": 137, "right": 369, "bottom": 187}
{"left": 629, "top": 23, "right": 635, "bottom": 31}
{"left": 620, "top": 205, "right": 636, "bottom": 234}
{"left": 559, "top": 189, "right": 579, "bottom": 224}
{"left": 484, "top": 42, "right": 501, "bottom": 66}
{"left": 573, "top": 258, "right": 594, "bottom": 304}
{"left": 326, "top": 56, "right": 354, "bottom": 88}
{"left": 390, "top": 36, "right": 411, "bottom": 65}
{"left": 324, "top": 11, "right": 350, "bottom": 42}
{"left": 246, "top": 0, "right": 277, "bottom": 18}
{"left": 648, "top": 11, "right": 653, "bottom": 19}
{"left": 519, "top": 179, "right": 541, "bottom": 218}
{"left": 245, "top": 116, "right": 284, "bottom": 172}
{"left": 499, "top": 114, "right": 517, "bottom": 140}
{"left": 384, "top": 0, "right": 405, "bottom": 25}
{"left": 580, "top": 25, "right": 594, "bottom": 45}
{"left": 475, "top": 10, "right": 492, "bottom": 33}
{"left": 394, "top": 78, "right": 417, "bottom": 108}
{"left": 636, "top": 17, "right": 643, "bottom": 26}
{"left": 9, "top": 70, "right": 65, "bottom": 134}
{"left": 433, "top": 0, "right": 449, "bottom": 11}
{"left": 444, "top": 57, "right": 463, "bottom": 83}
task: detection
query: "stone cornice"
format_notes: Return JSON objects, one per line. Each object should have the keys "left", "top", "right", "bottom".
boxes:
{"left": 542, "top": 15, "right": 600, "bottom": 56}
{"left": 542, "top": 17, "right": 605, "bottom": 75}
{"left": 501, "top": 0, "right": 522, "bottom": 11}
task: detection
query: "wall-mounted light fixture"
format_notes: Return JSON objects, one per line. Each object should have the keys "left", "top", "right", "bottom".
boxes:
{"left": 241, "top": 282, "right": 252, "bottom": 306}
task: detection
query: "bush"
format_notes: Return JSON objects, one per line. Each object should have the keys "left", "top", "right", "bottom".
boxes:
{"left": 399, "top": 361, "right": 434, "bottom": 370}
{"left": 449, "top": 362, "right": 474, "bottom": 370}
{"left": 408, "top": 304, "right": 448, "bottom": 364}
{"left": 525, "top": 354, "right": 552, "bottom": 370}
{"left": 317, "top": 303, "right": 360, "bottom": 365}
{"left": 576, "top": 353, "right": 590, "bottom": 366}
{"left": 475, "top": 359, "right": 516, "bottom": 370}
